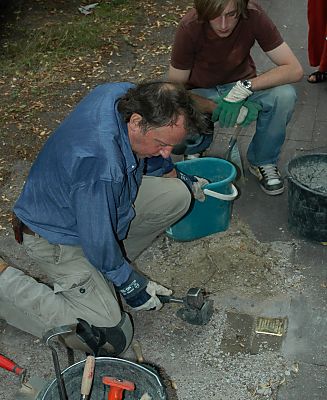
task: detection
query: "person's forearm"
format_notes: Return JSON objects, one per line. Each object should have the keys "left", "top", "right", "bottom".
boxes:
{"left": 251, "top": 65, "right": 303, "bottom": 91}
{"left": 0, "top": 262, "right": 8, "bottom": 274}
{"left": 168, "top": 65, "right": 217, "bottom": 113}
{"left": 190, "top": 93, "right": 217, "bottom": 114}
{"left": 104, "top": 260, "right": 133, "bottom": 286}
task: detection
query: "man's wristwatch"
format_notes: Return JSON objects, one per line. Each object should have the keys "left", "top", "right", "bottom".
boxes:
{"left": 240, "top": 79, "right": 252, "bottom": 91}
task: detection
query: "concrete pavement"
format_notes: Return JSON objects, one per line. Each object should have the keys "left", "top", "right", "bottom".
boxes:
{"left": 234, "top": 1, "right": 327, "bottom": 398}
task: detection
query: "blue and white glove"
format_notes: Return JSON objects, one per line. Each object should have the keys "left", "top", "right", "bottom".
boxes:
{"left": 117, "top": 270, "right": 172, "bottom": 311}
{"left": 176, "top": 169, "right": 209, "bottom": 202}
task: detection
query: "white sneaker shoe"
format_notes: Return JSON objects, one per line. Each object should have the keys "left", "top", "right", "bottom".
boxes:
{"left": 249, "top": 164, "right": 284, "bottom": 195}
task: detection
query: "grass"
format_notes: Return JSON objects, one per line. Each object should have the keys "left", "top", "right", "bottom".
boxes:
{"left": 0, "top": 1, "right": 136, "bottom": 75}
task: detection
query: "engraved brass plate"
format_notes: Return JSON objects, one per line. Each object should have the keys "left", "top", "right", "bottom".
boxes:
{"left": 255, "top": 317, "right": 286, "bottom": 336}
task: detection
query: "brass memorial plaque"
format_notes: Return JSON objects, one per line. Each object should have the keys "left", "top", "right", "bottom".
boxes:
{"left": 255, "top": 317, "right": 286, "bottom": 337}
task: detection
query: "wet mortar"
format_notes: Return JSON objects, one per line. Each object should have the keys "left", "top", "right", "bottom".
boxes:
{"left": 290, "top": 158, "right": 327, "bottom": 194}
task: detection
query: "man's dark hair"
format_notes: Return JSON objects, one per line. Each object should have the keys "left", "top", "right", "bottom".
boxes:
{"left": 194, "top": 0, "right": 249, "bottom": 21}
{"left": 118, "top": 81, "right": 207, "bottom": 135}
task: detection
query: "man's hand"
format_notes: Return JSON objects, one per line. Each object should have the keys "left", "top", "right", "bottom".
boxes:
{"left": 117, "top": 270, "right": 172, "bottom": 311}
{"left": 212, "top": 81, "right": 252, "bottom": 127}
{"left": 191, "top": 177, "right": 210, "bottom": 202}
{"left": 176, "top": 169, "right": 209, "bottom": 202}
{"left": 238, "top": 100, "right": 262, "bottom": 127}
{"left": 134, "top": 281, "right": 172, "bottom": 311}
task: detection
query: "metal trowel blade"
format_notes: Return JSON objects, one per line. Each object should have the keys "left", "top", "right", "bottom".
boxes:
{"left": 15, "top": 377, "right": 48, "bottom": 400}
{"left": 227, "top": 140, "right": 244, "bottom": 181}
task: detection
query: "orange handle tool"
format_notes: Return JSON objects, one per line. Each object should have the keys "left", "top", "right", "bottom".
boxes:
{"left": 0, "top": 354, "right": 25, "bottom": 376}
{"left": 102, "top": 376, "right": 135, "bottom": 400}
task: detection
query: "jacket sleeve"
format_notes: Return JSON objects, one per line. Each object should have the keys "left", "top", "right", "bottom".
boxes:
{"left": 71, "top": 178, "right": 133, "bottom": 286}
{"left": 144, "top": 156, "right": 174, "bottom": 177}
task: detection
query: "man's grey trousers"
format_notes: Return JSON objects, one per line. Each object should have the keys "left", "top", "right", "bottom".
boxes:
{"left": 0, "top": 176, "right": 191, "bottom": 338}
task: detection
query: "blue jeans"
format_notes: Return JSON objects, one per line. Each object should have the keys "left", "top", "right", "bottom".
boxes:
{"left": 192, "top": 83, "right": 297, "bottom": 166}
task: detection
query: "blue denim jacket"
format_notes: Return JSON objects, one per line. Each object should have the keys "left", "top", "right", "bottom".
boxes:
{"left": 144, "top": 155, "right": 174, "bottom": 177}
{"left": 14, "top": 83, "right": 142, "bottom": 285}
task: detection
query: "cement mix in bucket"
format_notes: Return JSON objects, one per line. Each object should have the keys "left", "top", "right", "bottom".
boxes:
{"left": 291, "top": 160, "right": 327, "bottom": 194}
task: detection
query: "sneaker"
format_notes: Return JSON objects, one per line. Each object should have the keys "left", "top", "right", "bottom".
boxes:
{"left": 249, "top": 164, "right": 284, "bottom": 195}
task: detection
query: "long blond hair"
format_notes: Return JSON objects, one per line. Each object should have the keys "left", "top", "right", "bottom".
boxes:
{"left": 194, "top": 0, "right": 249, "bottom": 21}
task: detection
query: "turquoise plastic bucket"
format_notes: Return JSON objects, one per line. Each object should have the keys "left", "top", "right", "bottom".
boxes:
{"left": 166, "top": 157, "right": 238, "bottom": 241}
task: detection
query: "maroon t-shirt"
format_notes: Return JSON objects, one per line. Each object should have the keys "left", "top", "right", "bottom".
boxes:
{"left": 170, "top": 0, "right": 283, "bottom": 88}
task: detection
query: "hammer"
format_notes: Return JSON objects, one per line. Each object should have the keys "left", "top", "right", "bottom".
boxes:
{"left": 102, "top": 376, "right": 135, "bottom": 399}
{"left": 158, "top": 287, "right": 214, "bottom": 325}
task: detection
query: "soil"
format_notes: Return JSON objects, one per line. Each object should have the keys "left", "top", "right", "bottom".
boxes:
{"left": 0, "top": 1, "right": 308, "bottom": 400}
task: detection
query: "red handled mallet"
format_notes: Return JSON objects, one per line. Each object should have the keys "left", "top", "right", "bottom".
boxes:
{"left": 0, "top": 354, "right": 25, "bottom": 378}
{"left": 102, "top": 376, "right": 135, "bottom": 400}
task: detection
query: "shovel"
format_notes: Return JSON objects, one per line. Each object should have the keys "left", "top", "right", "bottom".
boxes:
{"left": 0, "top": 354, "right": 46, "bottom": 400}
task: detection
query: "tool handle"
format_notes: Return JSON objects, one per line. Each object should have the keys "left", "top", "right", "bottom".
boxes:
{"left": 132, "top": 340, "right": 144, "bottom": 363}
{"left": 225, "top": 125, "right": 243, "bottom": 160}
{"left": 80, "top": 355, "right": 95, "bottom": 399}
{"left": 157, "top": 295, "right": 184, "bottom": 304}
{"left": 0, "top": 354, "right": 24, "bottom": 376}
{"left": 233, "top": 125, "right": 243, "bottom": 139}
{"left": 102, "top": 376, "right": 135, "bottom": 400}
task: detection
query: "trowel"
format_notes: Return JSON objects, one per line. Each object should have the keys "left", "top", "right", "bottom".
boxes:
{"left": 224, "top": 125, "right": 245, "bottom": 182}
{"left": 0, "top": 354, "right": 47, "bottom": 400}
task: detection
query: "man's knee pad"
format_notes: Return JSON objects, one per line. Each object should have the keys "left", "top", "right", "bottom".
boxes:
{"left": 60, "top": 312, "right": 134, "bottom": 356}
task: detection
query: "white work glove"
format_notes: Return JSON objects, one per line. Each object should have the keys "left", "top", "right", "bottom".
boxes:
{"left": 176, "top": 169, "right": 209, "bottom": 202}
{"left": 132, "top": 281, "right": 172, "bottom": 311}
{"left": 236, "top": 106, "right": 249, "bottom": 124}
{"left": 117, "top": 270, "right": 172, "bottom": 311}
{"left": 238, "top": 100, "right": 262, "bottom": 127}
{"left": 191, "top": 176, "right": 210, "bottom": 202}
{"left": 224, "top": 80, "right": 252, "bottom": 102}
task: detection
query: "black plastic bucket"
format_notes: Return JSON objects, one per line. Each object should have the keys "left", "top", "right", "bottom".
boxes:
{"left": 287, "top": 153, "right": 327, "bottom": 242}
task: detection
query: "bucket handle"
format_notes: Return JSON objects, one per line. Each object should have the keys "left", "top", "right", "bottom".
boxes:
{"left": 203, "top": 184, "right": 238, "bottom": 201}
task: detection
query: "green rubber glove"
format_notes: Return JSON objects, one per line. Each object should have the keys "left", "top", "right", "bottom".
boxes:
{"left": 211, "top": 96, "right": 223, "bottom": 123}
{"left": 239, "top": 100, "right": 262, "bottom": 127}
{"left": 211, "top": 80, "right": 252, "bottom": 127}
{"left": 216, "top": 98, "right": 246, "bottom": 128}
